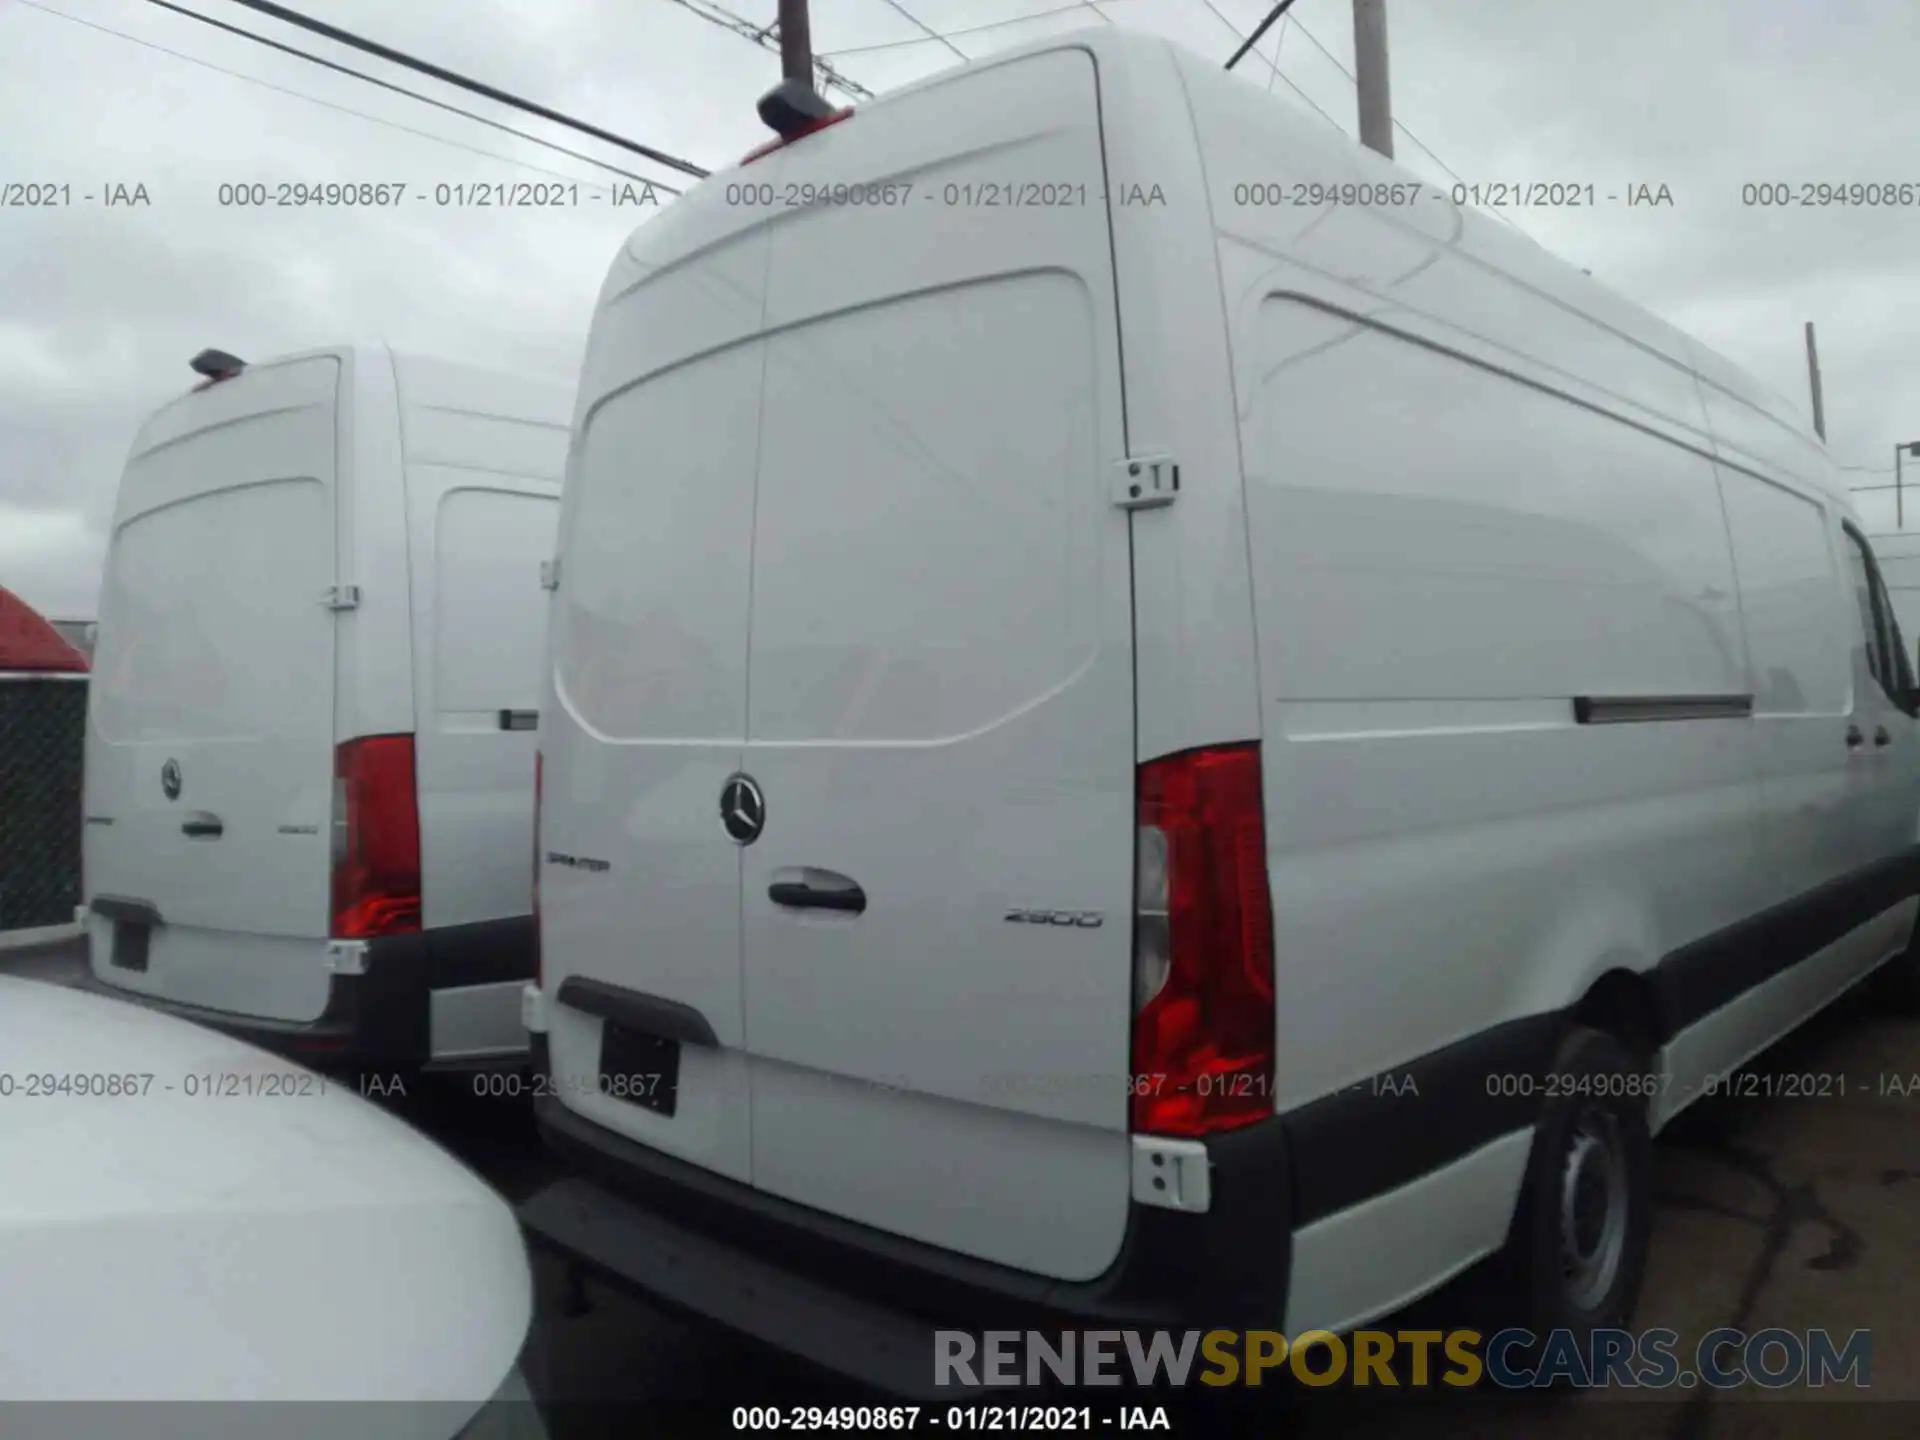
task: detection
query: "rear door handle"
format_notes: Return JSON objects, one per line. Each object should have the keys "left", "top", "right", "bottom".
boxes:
{"left": 181, "top": 814, "right": 224, "bottom": 839}
{"left": 768, "top": 867, "right": 866, "bottom": 915}
{"left": 1847, "top": 725, "right": 1864, "bottom": 749}
{"left": 1875, "top": 726, "right": 1892, "bottom": 747}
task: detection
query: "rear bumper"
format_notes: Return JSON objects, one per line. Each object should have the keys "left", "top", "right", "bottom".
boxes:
{"left": 522, "top": 1055, "right": 1292, "bottom": 1399}
{"left": 87, "top": 914, "right": 536, "bottom": 1071}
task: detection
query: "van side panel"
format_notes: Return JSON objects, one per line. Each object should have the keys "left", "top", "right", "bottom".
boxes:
{"left": 1239, "top": 305, "right": 1763, "bottom": 1105}
{"left": 392, "top": 354, "right": 569, "bottom": 1059}
{"left": 1236, "top": 315, "right": 1765, "bottom": 1330}
{"left": 1716, "top": 472, "right": 1855, "bottom": 888}
{"left": 1171, "top": 43, "right": 1915, "bottom": 1333}
{"left": 1177, "top": 46, "right": 1782, "bottom": 1323}
{"left": 392, "top": 355, "right": 567, "bottom": 927}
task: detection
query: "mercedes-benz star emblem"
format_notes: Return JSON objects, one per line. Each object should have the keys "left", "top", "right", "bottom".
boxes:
{"left": 719, "top": 773, "right": 765, "bottom": 845}
{"left": 160, "top": 758, "right": 182, "bottom": 801}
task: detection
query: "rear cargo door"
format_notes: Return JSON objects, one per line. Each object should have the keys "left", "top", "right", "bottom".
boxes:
{"left": 538, "top": 212, "right": 776, "bottom": 1185}
{"left": 84, "top": 356, "right": 340, "bottom": 1022}
{"left": 738, "top": 47, "right": 1139, "bottom": 1281}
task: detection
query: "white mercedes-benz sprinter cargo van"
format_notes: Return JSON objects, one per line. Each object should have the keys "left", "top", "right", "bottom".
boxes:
{"left": 85, "top": 344, "right": 570, "bottom": 1072}
{"left": 517, "top": 30, "right": 1920, "bottom": 1393}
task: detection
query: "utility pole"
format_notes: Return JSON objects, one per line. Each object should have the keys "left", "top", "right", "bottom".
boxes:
{"left": 1353, "top": 0, "right": 1394, "bottom": 159}
{"left": 1804, "top": 322, "right": 1826, "bottom": 441}
{"left": 776, "top": 0, "right": 813, "bottom": 85}
{"left": 1888, "top": 442, "right": 1920, "bottom": 529}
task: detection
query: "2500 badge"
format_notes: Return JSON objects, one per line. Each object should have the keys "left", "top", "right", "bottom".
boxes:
{"left": 1005, "top": 909, "right": 1104, "bottom": 928}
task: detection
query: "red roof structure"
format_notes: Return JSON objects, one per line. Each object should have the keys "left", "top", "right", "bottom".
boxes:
{"left": 0, "top": 586, "right": 88, "bottom": 673}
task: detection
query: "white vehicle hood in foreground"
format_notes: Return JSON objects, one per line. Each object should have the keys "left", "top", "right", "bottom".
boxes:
{"left": 0, "top": 976, "right": 533, "bottom": 1436}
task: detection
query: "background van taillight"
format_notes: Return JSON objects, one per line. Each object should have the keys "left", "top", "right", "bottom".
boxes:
{"left": 1131, "top": 743, "right": 1276, "bottom": 1137}
{"left": 532, "top": 750, "right": 543, "bottom": 987}
{"left": 330, "top": 735, "right": 421, "bottom": 938}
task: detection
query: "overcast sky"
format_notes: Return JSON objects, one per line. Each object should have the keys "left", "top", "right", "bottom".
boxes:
{"left": 2, "top": 0, "right": 1917, "bottom": 618}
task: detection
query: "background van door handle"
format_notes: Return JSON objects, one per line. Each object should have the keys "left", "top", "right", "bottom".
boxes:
{"left": 181, "top": 814, "right": 224, "bottom": 839}
{"left": 769, "top": 867, "right": 866, "bottom": 915}
{"left": 1875, "top": 726, "right": 1892, "bottom": 747}
{"left": 1847, "top": 725, "right": 1864, "bottom": 749}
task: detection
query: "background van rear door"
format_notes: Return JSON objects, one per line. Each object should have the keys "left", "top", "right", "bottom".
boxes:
{"left": 84, "top": 356, "right": 339, "bottom": 1022}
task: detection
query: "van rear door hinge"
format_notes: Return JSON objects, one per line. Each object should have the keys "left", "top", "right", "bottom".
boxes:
{"left": 321, "top": 585, "right": 361, "bottom": 611}
{"left": 540, "top": 558, "right": 561, "bottom": 592}
{"left": 1113, "top": 455, "right": 1179, "bottom": 511}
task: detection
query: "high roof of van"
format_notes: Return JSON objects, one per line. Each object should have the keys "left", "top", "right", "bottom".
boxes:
{"left": 126, "top": 342, "right": 575, "bottom": 462}
{"left": 671, "top": 26, "right": 1835, "bottom": 506}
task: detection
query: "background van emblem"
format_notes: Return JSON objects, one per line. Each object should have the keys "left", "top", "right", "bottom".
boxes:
{"left": 160, "top": 758, "right": 182, "bottom": 801}
{"left": 719, "top": 773, "right": 765, "bottom": 845}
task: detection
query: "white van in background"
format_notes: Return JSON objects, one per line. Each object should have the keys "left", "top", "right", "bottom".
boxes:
{"left": 85, "top": 343, "right": 570, "bottom": 1072}
{"left": 518, "top": 28, "right": 1920, "bottom": 1396}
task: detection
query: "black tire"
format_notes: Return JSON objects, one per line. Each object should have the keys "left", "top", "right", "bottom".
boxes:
{"left": 1499, "top": 1025, "right": 1654, "bottom": 1366}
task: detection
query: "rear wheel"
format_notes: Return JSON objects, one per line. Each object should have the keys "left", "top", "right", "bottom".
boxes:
{"left": 1501, "top": 1026, "right": 1653, "bottom": 1361}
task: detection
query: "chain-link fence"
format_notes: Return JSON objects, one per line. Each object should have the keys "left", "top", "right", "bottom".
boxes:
{"left": 0, "top": 676, "right": 87, "bottom": 932}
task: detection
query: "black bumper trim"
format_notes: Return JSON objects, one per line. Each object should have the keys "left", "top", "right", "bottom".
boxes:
{"left": 89, "top": 894, "right": 163, "bottom": 927}
{"left": 523, "top": 1089, "right": 1291, "bottom": 1392}
{"left": 555, "top": 975, "right": 718, "bottom": 1047}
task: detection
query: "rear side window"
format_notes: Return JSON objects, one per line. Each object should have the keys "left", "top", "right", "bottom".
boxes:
{"left": 1718, "top": 471, "right": 1848, "bottom": 716}
{"left": 92, "top": 478, "right": 333, "bottom": 742}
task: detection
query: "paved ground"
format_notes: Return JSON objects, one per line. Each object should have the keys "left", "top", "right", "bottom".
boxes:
{"left": 10, "top": 937, "right": 1920, "bottom": 1437}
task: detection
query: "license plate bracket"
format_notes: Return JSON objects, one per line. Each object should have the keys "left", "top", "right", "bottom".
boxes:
{"left": 599, "top": 1022, "right": 680, "bottom": 1117}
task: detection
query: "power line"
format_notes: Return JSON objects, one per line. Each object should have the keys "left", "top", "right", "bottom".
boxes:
{"left": 17, "top": 0, "right": 677, "bottom": 192}
{"left": 137, "top": 0, "right": 682, "bottom": 192}
{"left": 872, "top": 0, "right": 969, "bottom": 64}
{"left": 210, "top": 0, "right": 709, "bottom": 178}
{"left": 1265, "top": 10, "right": 1295, "bottom": 94}
{"left": 667, "top": 0, "right": 872, "bottom": 100}
{"left": 817, "top": 2, "right": 1111, "bottom": 57}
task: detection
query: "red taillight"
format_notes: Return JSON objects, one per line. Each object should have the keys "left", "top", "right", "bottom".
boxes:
{"left": 330, "top": 735, "right": 422, "bottom": 939}
{"left": 739, "top": 107, "right": 855, "bottom": 165}
{"left": 1130, "top": 744, "right": 1276, "bottom": 1137}
{"left": 532, "top": 750, "right": 543, "bottom": 988}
